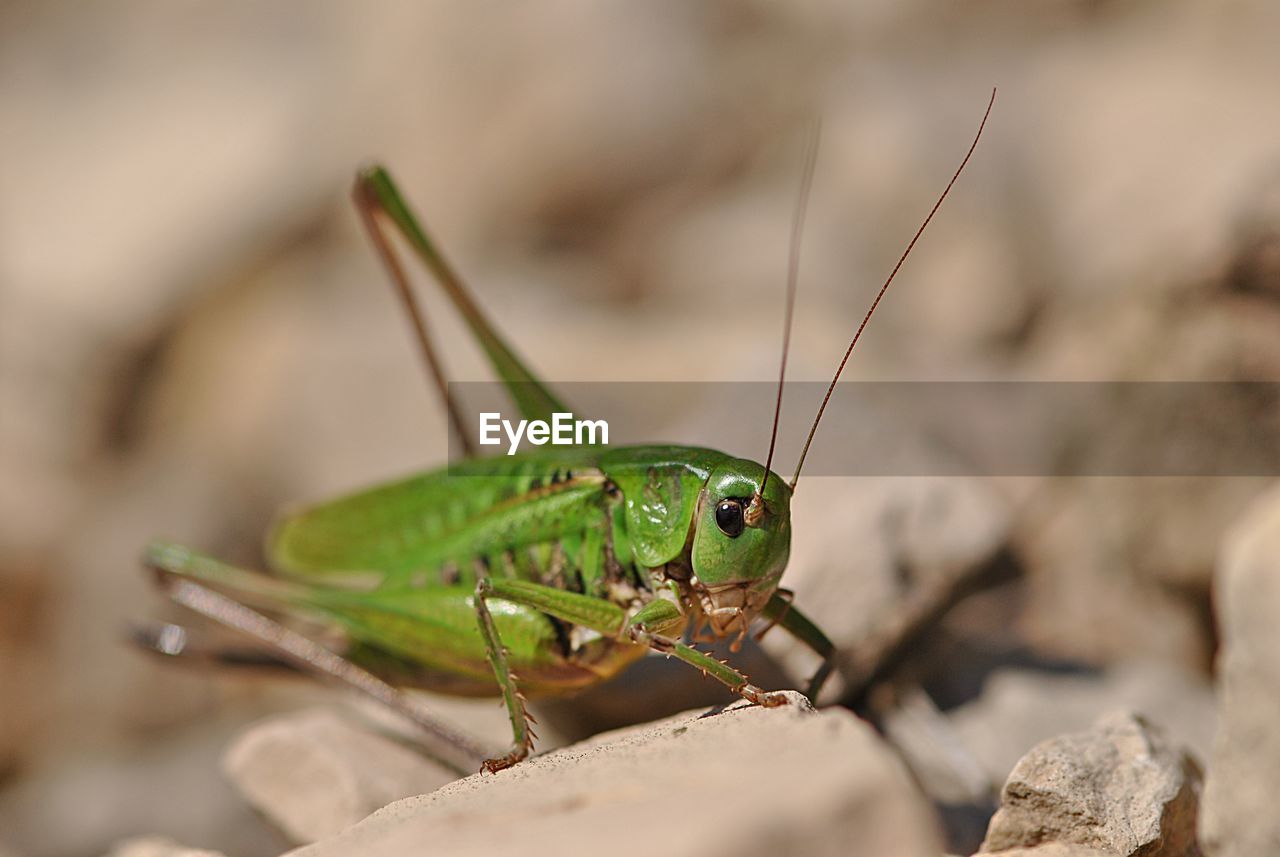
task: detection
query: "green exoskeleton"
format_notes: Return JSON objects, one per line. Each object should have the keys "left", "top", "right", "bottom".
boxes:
{"left": 144, "top": 92, "right": 994, "bottom": 773}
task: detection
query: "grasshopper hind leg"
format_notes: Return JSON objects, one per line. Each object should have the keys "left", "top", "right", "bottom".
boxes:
{"left": 132, "top": 619, "right": 305, "bottom": 673}
{"left": 145, "top": 543, "right": 493, "bottom": 775}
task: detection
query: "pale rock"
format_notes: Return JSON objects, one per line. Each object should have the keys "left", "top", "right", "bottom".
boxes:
{"left": 880, "top": 685, "right": 994, "bottom": 807}
{"left": 981, "top": 711, "right": 1201, "bottom": 857}
{"left": 980, "top": 845, "right": 1117, "bottom": 857}
{"left": 950, "top": 663, "right": 1216, "bottom": 788}
{"left": 222, "top": 708, "right": 461, "bottom": 844}
{"left": 285, "top": 694, "right": 943, "bottom": 857}
{"left": 1201, "top": 483, "right": 1280, "bottom": 857}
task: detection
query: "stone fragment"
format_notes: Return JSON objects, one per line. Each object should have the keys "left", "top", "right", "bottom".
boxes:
{"left": 980, "top": 711, "right": 1201, "bottom": 857}
{"left": 950, "top": 662, "right": 1216, "bottom": 788}
{"left": 980, "top": 846, "right": 1116, "bottom": 857}
{"left": 1201, "top": 483, "right": 1280, "bottom": 857}
{"left": 285, "top": 693, "right": 943, "bottom": 857}
{"left": 222, "top": 707, "right": 462, "bottom": 844}
{"left": 882, "top": 685, "right": 994, "bottom": 806}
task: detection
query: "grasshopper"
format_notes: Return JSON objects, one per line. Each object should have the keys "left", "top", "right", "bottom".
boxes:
{"left": 143, "top": 92, "right": 994, "bottom": 773}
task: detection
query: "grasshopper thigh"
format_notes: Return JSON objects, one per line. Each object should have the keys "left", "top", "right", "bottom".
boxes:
{"left": 306, "top": 583, "right": 638, "bottom": 697}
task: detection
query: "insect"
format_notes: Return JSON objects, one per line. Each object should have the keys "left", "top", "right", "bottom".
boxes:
{"left": 143, "top": 91, "right": 994, "bottom": 773}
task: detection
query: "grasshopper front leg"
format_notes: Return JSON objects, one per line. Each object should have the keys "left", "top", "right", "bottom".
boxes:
{"left": 473, "top": 580, "right": 792, "bottom": 771}
{"left": 624, "top": 598, "right": 790, "bottom": 708}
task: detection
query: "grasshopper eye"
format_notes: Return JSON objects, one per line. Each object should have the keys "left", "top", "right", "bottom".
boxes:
{"left": 715, "top": 499, "right": 745, "bottom": 538}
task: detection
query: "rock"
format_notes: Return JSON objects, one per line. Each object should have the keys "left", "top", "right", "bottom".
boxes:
{"left": 950, "top": 663, "right": 1216, "bottom": 788}
{"left": 102, "top": 836, "right": 227, "bottom": 857}
{"left": 881, "top": 685, "right": 994, "bottom": 807}
{"left": 222, "top": 707, "right": 464, "bottom": 844}
{"left": 1201, "top": 483, "right": 1280, "bottom": 857}
{"left": 980, "top": 711, "right": 1202, "bottom": 857}
{"left": 980, "top": 846, "right": 1116, "bottom": 857}
{"left": 284, "top": 694, "right": 943, "bottom": 857}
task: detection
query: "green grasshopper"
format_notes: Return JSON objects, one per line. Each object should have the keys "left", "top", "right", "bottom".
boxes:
{"left": 144, "top": 92, "right": 994, "bottom": 773}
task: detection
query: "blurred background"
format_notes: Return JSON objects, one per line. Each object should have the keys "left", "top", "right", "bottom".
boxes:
{"left": 3, "top": 1, "right": 1280, "bottom": 855}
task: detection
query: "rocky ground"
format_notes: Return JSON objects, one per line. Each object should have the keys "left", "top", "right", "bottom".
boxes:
{"left": 88, "top": 483, "right": 1280, "bottom": 857}
{"left": 3, "top": 2, "right": 1280, "bottom": 856}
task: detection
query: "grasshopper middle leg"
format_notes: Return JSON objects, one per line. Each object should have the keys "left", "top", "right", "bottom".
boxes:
{"left": 473, "top": 579, "right": 791, "bottom": 772}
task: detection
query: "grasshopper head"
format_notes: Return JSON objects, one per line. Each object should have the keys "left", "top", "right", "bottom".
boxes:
{"left": 689, "top": 458, "right": 791, "bottom": 648}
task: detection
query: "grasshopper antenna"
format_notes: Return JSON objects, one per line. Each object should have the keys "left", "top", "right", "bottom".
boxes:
{"left": 352, "top": 173, "right": 475, "bottom": 457}
{"left": 789, "top": 88, "right": 996, "bottom": 492}
{"left": 748, "top": 119, "right": 822, "bottom": 526}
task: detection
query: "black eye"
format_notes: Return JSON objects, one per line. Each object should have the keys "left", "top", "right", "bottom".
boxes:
{"left": 715, "top": 499, "right": 744, "bottom": 538}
